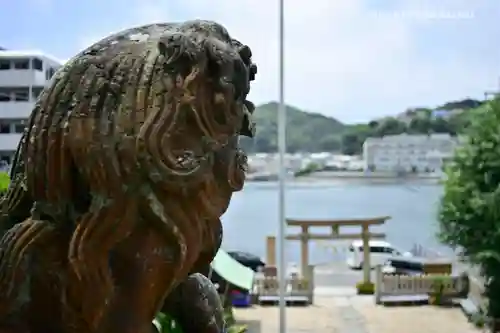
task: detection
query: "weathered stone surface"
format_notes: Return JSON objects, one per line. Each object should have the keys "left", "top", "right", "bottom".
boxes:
{"left": 162, "top": 273, "right": 226, "bottom": 333}
{"left": 0, "top": 20, "right": 256, "bottom": 333}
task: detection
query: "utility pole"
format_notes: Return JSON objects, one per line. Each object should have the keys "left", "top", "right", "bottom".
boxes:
{"left": 277, "top": 0, "right": 287, "bottom": 332}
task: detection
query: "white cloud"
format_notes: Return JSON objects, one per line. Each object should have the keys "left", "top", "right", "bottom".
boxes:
{"left": 76, "top": 0, "right": 498, "bottom": 122}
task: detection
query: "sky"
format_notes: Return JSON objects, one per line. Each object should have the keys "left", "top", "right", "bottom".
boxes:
{"left": 1, "top": 0, "right": 499, "bottom": 123}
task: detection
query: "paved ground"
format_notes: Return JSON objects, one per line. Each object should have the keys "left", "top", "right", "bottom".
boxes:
{"left": 235, "top": 261, "right": 482, "bottom": 332}
{"left": 234, "top": 297, "right": 346, "bottom": 333}
{"left": 234, "top": 294, "right": 482, "bottom": 333}
{"left": 313, "top": 261, "right": 374, "bottom": 293}
{"left": 350, "top": 298, "right": 481, "bottom": 333}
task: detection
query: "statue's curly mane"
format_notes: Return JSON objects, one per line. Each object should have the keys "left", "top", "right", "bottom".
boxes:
{"left": 0, "top": 20, "right": 256, "bottom": 331}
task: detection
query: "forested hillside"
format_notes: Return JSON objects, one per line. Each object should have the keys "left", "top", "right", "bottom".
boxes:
{"left": 241, "top": 99, "right": 484, "bottom": 154}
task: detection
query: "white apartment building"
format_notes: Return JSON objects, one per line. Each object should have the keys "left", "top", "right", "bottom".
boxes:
{"left": 0, "top": 49, "right": 62, "bottom": 165}
{"left": 363, "top": 133, "right": 460, "bottom": 173}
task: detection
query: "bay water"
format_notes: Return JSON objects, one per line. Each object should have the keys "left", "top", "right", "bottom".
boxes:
{"left": 220, "top": 182, "right": 450, "bottom": 264}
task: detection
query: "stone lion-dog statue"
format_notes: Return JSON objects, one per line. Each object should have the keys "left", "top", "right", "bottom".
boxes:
{"left": 0, "top": 20, "right": 257, "bottom": 333}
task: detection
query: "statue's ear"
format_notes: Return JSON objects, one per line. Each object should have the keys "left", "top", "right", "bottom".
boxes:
{"left": 234, "top": 44, "right": 257, "bottom": 137}
{"left": 249, "top": 63, "right": 257, "bottom": 81}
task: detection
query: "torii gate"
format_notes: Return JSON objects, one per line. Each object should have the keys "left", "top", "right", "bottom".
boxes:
{"left": 268, "top": 216, "right": 389, "bottom": 285}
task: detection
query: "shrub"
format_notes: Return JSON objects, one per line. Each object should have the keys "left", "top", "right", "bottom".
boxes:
{"left": 428, "top": 275, "right": 449, "bottom": 305}
{"left": 294, "top": 162, "right": 321, "bottom": 177}
{"left": 438, "top": 98, "right": 500, "bottom": 323}
{"left": 470, "top": 312, "right": 487, "bottom": 328}
{"left": 228, "top": 324, "right": 248, "bottom": 333}
{"left": 224, "top": 303, "right": 248, "bottom": 333}
{"left": 356, "top": 281, "right": 375, "bottom": 295}
{"left": 224, "top": 304, "right": 235, "bottom": 327}
{"left": 153, "top": 313, "right": 183, "bottom": 333}
{"left": 0, "top": 172, "right": 9, "bottom": 194}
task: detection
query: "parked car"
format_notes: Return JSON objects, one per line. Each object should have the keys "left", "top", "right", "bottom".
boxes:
{"left": 346, "top": 240, "right": 412, "bottom": 269}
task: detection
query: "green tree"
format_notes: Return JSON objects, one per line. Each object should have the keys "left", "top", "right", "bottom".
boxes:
{"left": 341, "top": 133, "right": 363, "bottom": 155}
{"left": 438, "top": 98, "right": 500, "bottom": 327}
{"left": 375, "top": 117, "right": 407, "bottom": 136}
{"left": 431, "top": 117, "right": 451, "bottom": 133}
{"left": 448, "top": 110, "right": 473, "bottom": 134}
{"left": 368, "top": 120, "right": 379, "bottom": 129}
{"left": 317, "top": 134, "right": 341, "bottom": 152}
{"left": 408, "top": 117, "right": 431, "bottom": 134}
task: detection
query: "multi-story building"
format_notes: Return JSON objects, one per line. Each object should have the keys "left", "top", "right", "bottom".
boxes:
{"left": 0, "top": 49, "right": 62, "bottom": 166}
{"left": 362, "top": 133, "right": 460, "bottom": 174}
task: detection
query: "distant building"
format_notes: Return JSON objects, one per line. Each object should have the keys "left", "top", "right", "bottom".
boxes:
{"left": 362, "top": 133, "right": 460, "bottom": 174}
{"left": 0, "top": 49, "right": 63, "bottom": 164}
{"left": 431, "top": 109, "right": 450, "bottom": 118}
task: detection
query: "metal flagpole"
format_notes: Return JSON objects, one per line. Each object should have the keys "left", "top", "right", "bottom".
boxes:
{"left": 277, "top": 0, "right": 286, "bottom": 332}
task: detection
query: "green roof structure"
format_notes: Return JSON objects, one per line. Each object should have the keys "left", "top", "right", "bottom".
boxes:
{"left": 211, "top": 249, "right": 255, "bottom": 291}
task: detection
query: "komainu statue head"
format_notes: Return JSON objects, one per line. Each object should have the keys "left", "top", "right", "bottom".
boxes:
{"left": 121, "top": 20, "right": 258, "bottom": 216}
